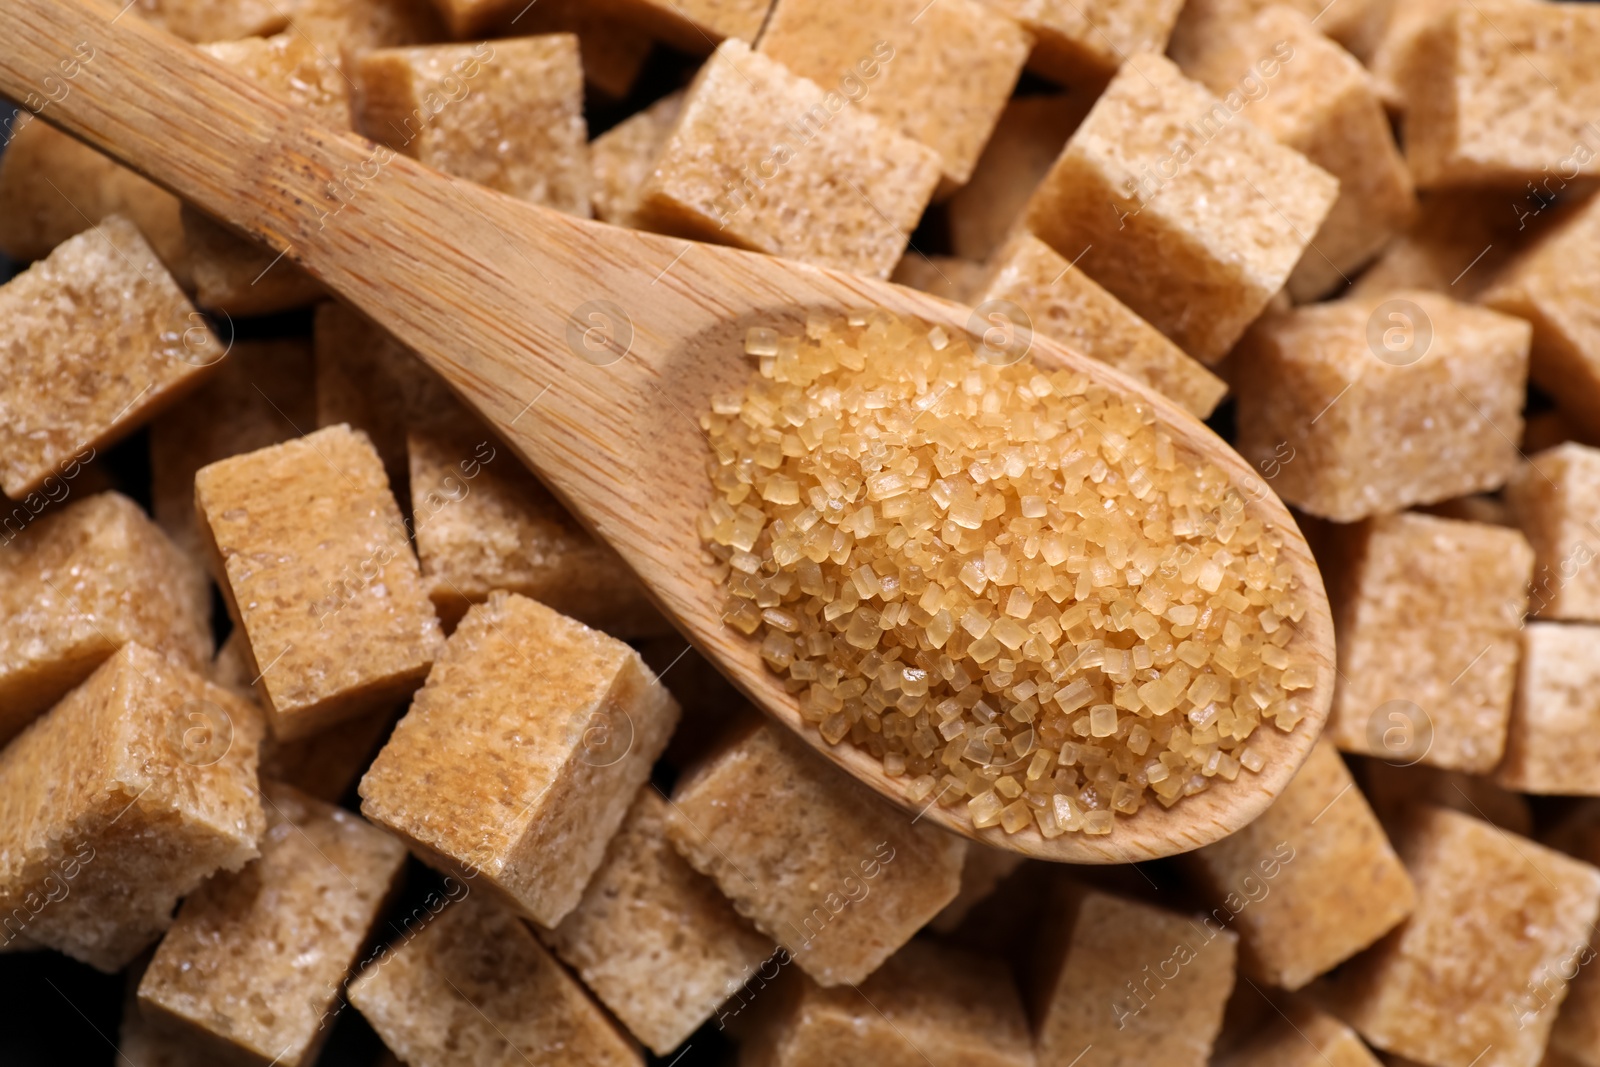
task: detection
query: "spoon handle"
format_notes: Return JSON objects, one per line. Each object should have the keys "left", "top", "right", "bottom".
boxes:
{"left": 0, "top": 0, "right": 699, "bottom": 507}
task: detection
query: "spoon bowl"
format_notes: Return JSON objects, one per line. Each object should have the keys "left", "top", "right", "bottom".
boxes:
{"left": 0, "top": 0, "right": 1335, "bottom": 861}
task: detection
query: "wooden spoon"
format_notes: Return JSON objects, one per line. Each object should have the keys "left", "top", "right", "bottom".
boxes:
{"left": 0, "top": 0, "right": 1334, "bottom": 863}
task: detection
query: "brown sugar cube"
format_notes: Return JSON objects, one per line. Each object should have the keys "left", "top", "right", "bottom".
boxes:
{"left": 928, "top": 845, "right": 1026, "bottom": 933}
{"left": 639, "top": 39, "right": 942, "bottom": 280}
{"left": 889, "top": 254, "right": 988, "bottom": 304}
{"left": 228, "top": 625, "right": 398, "bottom": 805}
{"left": 180, "top": 208, "right": 326, "bottom": 316}
{"left": 216, "top": 620, "right": 398, "bottom": 802}
{"left": 1331, "top": 806, "right": 1600, "bottom": 1067}
{"left": 1350, "top": 189, "right": 1553, "bottom": 304}
{"left": 756, "top": 0, "right": 1031, "bottom": 188}
{"left": 985, "top": 0, "right": 1184, "bottom": 87}
{"left": 1325, "top": 513, "right": 1533, "bottom": 772}
{"left": 408, "top": 395, "right": 665, "bottom": 635}
{"left": 0, "top": 644, "right": 265, "bottom": 971}
{"left": 542, "top": 787, "right": 775, "bottom": 1054}
{"left": 1177, "top": 6, "right": 1416, "bottom": 302}
{"left": 1402, "top": 1, "right": 1600, "bottom": 189}
{"left": 1231, "top": 291, "right": 1530, "bottom": 521}
{"left": 1365, "top": 0, "right": 1456, "bottom": 109}
{"left": 1357, "top": 757, "right": 1533, "bottom": 837}
{"left": 1541, "top": 802, "right": 1600, "bottom": 1067}
{"left": 663, "top": 718, "right": 963, "bottom": 986}
{"left": 1484, "top": 194, "right": 1600, "bottom": 438}
{"left": 183, "top": 34, "right": 352, "bottom": 316}
{"left": 1033, "top": 884, "right": 1238, "bottom": 1067}
{"left": 314, "top": 300, "right": 455, "bottom": 496}
{"left": 591, "top": 0, "right": 770, "bottom": 54}
{"left": 357, "top": 36, "right": 591, "bottom": 217}
{"left": 128, "top": 0, "right": 288, "bottom": 41}
{"left": 356, "top": 895, "right": 643, "bottom": 1067}
{"left": 0, "top": 215, "right": 222, "bottom": 498}
{"left": 149, "top": 338, "right": 314, "bottom": 560}
{"left": 0, "top": 492, "right": 213, "bottom": 744}
{"left": 1216, "top": 1000, "right": 1384, "bottom": 1067}
{"left": 195, "top": 424, "right": 445, "bottom": 740}
{"left": 743, "top": 939, "right": 1034, "bottom": 1067}
{"left": 591, "top": 90, "right": 684, "bottom": 228}
{"left": 975, "top": 233, "right": 1228, "bottom": 417}
{"left": 137, "top": 781, "right": 407, "bottom": 1067}
{"left": 1494, "top": 622, "right": 1600, "bottom": 795}
{"left": 1507, "top": 444, "right": 1600, "bottom": 620}
{"left": 347, "top": 892, "right": 642, "bottom": 1066}
{"left": 1023, "top": 53, "right": 1338, "bottom": 364}
{"left": 0, "top": 112, "right": 190, "bottom": 286}
{"left": 1183, "top": 740, "right": 1415, "bottom": 991}
{"left": 260, "top": 705, "right": 396, "bottom": 803}
{"left": 1524, "top": 411, "right": 1597, "bottom": 456}
{"left": 946, "top": 93, "right": 1091, "bottom": 262}
{"left": 1168, "top": 0, "right": 1391, "bottom": 70}
{"left": 290, "top": 0, "right": 445, "bottom": 58}
{"left": 360, "top": 591, "right": 679, "bottom": 926}
{"left": 480, "top": 0, "right": 652, "bottom": 100}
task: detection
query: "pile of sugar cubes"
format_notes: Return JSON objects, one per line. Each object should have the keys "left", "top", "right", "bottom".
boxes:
{"left": 4, "top": 0, "right": 1600, "bottom": 1063}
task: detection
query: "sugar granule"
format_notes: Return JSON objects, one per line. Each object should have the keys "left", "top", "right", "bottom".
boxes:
{"left": 699, "top": 311, "right": 1316, "bottom": 836}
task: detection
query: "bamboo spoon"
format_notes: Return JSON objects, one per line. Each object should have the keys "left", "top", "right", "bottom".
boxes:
{"left": 0, "top": 0, "right": 1334, "bottom": 863}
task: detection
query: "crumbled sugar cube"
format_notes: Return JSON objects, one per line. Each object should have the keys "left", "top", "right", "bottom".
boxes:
{"left": 359, "top": 592, "right": 679, "bottom": 926}
{"left": 195, "top": 424, "right": 445, "bottom": 740}
{"left": 289, "top": 0, "right": 444, "bottom": 58}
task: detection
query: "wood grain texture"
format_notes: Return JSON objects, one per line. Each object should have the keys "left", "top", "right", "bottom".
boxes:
{"left": 0, "top": 0, "right": 1336, "bottom": 862}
